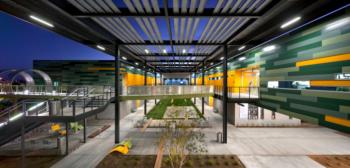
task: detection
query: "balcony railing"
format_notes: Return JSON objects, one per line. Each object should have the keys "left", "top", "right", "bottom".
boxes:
{"left": 0, "top": 84, "right": 113, "bottom": 97}
{"left": 0, "top": 89, "right": 114, "bottom": 127}
{"left": 126, "top": 85, "right": 214, "bottom": 96}
{"left": 214, "top": 86, "right": 260, "bottom": 99}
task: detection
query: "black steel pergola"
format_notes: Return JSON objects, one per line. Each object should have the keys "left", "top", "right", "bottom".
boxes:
{"left": 0, "top": 0, "right": 347, "bottom": 145}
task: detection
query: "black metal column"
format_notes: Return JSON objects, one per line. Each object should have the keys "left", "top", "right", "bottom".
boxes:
{"left": 202, "top": 65, "right": 205, "bottom": 115}
{"left": 144, "top": 63, "right": 147, "bottom": 115}
{"left": 21, "top": 118, "right": 25, "bottom": 168}
{"left": 83, "top": 119, "right": 87, "bottom": 143}
{"left": 194, "top": 72, "right": 196, "bottom": 104}
{"left": 115, "top": 45, "right": 120, "bottom": 143}
{"left": 154, "top": 71, "right": 157, "bottom": 104}
{"left": 222, "top": 45, "right": 228, "bottom": 144}
{"left": 65, "top": 122, "right": 69, "bottom": 155}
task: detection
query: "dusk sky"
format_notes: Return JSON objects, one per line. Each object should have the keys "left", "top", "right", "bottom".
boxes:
{"left": 0, "top": 12, "right": 113, "bottom": 69}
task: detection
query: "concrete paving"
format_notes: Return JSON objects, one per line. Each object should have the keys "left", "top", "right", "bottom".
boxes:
{"left": 52, "top": 98, "right": 350, "bottom": 168}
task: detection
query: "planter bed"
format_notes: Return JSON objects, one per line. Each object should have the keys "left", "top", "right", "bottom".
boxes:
{"left": 97, "top": 154, "right": 245, "bottom": 168}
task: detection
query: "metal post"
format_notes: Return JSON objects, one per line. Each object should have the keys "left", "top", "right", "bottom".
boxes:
{"left": 91, "top": 97, "right": 93, "bottom": 111}
{"left": 48, "top": 100, "right": 52, "bottom": 116}
{"left": 83, "top": 119, "right": 87, "bottom": 143}
{"left": 21, "top": 118, "right": 25, "bottom": 168}
{"left": 222, "top": 45, "right": 228, "bottom": 144}
{"left": 115, "top": 45, "right": 120, "bottom": 143}
{"left": 202, "top": 65, "right": 205, "bottom": 115}
{"left": 154, "top": 71, "right": 157, "bottom": 104}
{"left": 194, "top": 73, "right": 196, "bottom": 105}
{"left": 83, "top": 99, "right": 85, "bottom": 113}
{"left": 144, "top": 62, "right": 147, "bottom": 115}
{"left": 65, "top": 122, "right": 69, "bottom": 155}
{"left": 61, "top": 100, "right": 64, "bottom": 116}
{"left": 72, "top": 100, "right": 76, "bottom": 116}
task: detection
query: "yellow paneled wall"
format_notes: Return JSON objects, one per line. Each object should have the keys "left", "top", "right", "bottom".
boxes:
{"left": 194, "top": 67, "right": 260, "bottom": 94}
{"left": 124, "top": 72, "right": 157, "bottom": 87}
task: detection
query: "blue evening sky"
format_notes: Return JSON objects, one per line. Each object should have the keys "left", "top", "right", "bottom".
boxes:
{"left": 0, "top": 12, "right": 113, "bottom": 69}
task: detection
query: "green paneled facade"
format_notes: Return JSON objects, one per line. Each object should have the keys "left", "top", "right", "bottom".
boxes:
{"left": 33, "top": 60, "right": 116, "bottom": 86}
{"left": 33, "top": 60, "right": 154, "bottom": 86}
{"left": 203, "top": 13, "right": 350, "bottom": 132}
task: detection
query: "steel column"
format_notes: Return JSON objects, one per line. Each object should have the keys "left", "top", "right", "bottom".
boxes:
{"left": 65, "top": 122, "right": 69, "bottom": 155}
{"left": 144, "top": 62, "right": 147, "bottom": 115}
{"left": 194, "top": 73, "right": 196, "bottom": 105}
{"left": 202, "top": 65, "right": 205, "bottom": 115}
{"left": 115, "top": 45, "right": 120, "bottom": 143}
{"left": 222, "top": 45, "right": 228, "bottom": 144}
{"left": 21, "top": 118, "right": 25, "bottom": 168}
{"left": 154, "top": 71, "right": 157, "bottom": 104}
{"left": 83, "top": 119, "right": 87, "bottom": 143}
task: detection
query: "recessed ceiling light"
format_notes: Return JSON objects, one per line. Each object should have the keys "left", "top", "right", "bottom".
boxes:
{"left": 135, "top": 62, "right": 139, "bottom": 65}
{"left": 220, "top": 57, "right": 224, "bottom": 60}
{"left": 325, "top": 17, "right": 350, "bottom": 30}
{"left": 96, "top": 45, "right": 106, "bottom": 51}
{"left": 281, "top": 16, "right": 301, "bottom": 29}
{"left": 262, "top": 45, "right": 276, "bottom": 52}
{"left": 163, "top": 49, "right": 167, "bottom": 54}
{"left": 29, "top": 15, "right": 54, "bottom": 28}
{"left": 145, "top": 49, "right": 149, "bottom": 54}
{"left": 238, "top": 46, "right": 246, "bottom": 51}
{"left": 210, "top": 63, "right": 214, "bottom": 65}
{"left": 182, "top": 49, "right": 186, "bottom": 53}
{"left": 122, "top": 56, "right": 127, "bottom": 60}
{"left": 238, "top": 57, "right": 246, "bottom": 61}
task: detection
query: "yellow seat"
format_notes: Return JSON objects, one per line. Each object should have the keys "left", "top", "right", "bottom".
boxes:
{"left": 110, "top": 145, "right": 128, "bottom": 155}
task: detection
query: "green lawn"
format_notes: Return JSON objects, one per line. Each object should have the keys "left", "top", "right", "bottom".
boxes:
{"left": 146, "top": 98, "right": 203, "bottom": 119}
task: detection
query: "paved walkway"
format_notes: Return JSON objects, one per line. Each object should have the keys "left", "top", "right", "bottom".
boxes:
{"left": 51, "top": 100, "right": 156, "bottom": 168}
{"left": 52, "top": 98, "right": 350, "bottom": 168}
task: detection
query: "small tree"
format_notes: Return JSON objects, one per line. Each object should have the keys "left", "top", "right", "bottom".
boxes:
{"left": 162, "top": 111, "right": 207, "bottom": 168}
{"left": 70, "top": 122, "right": 83, "bottom": 133}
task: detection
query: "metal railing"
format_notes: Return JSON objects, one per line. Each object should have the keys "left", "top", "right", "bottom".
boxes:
{"left": 214, "top": 86, "right": 260, "bottom": 99}
{"left": 0, "top": 86, "right": 114, "bottom": 128}
{"left": 0, "top": 84, "right": 113, "bottom": 97}
{"left": 0, "top": 100, "right": 49, "bottom": 128}
{"left": 126, "top": 85, "right": 214, "bottom": 96}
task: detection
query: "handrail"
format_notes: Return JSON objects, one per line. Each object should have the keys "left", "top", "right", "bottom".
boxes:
{"left": 126, "top": 85, "right": 214, "bottom": 96}
{"left": 214, "top": 86, "right": 260, "bottom": 99}
{"left": 0, "top": 85, "right": 115, "bottom": 128}
{"left": 0, "top": 84, "right": 114, "bottom": 97}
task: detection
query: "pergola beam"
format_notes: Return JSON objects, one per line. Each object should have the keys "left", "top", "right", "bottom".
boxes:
{"left": 153, "top": 64, "right": 197, "bottom": 67}
{"left": 72, "top": 9, "right": 261, "bottom": 18}
{"left": 138, "top": 54, "right": 210, "bottom": 57}
{"left": 148, "top": 60, "right": 202, "bottom": 63}
{"left": 85, "top": 40, "right": 258, "bottom": 46}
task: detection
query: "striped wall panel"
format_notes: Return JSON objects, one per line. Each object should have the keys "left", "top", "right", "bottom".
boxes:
{"left": 194, "top": 13, "right": 350, "bottom": 132}
{"left": 234, "top": 14, "right": 350, "bottom": 133}
{"left": 33, "top": 60, "right": 155, "bottom": 86}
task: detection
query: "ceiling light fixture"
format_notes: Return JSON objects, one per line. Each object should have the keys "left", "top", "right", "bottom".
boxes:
{"left": 135, "top": 62, "right": 139, "bottom": 65}
{"left": 220, "top": 57, "right": 224, "bottom": 60}
{"left": 182, "top": 49, "right": 186, "bottom": 53}
{"left": 280, "top": 16, "right": 301, "bottom": 29}
{"left": 238, "top": 46, "right": 246, "bottom": 51}
{"left": 145, "top": 49, "right": 149, "bottom": 54}
{"left": 325, "top": 17, "right": 350, "bottom": 30}
{"left": 262, "top": 45, "right": 276, "bottom": 52}
{"left": 238, "top": 57, "right": 246, "bottom": 61}
{"left": 122, "top": 56, "right": 127, "bottom": 60}
{"left": 96, "top": 45, "right": 106, "bottom": 51}
{"left": 163, "top": 49, "right": 167, "bottom": 54}
{"left": 29, "top": 15, "right": 54, "bottom": 28}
